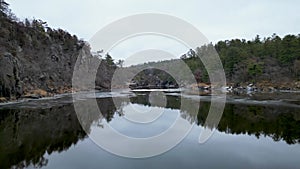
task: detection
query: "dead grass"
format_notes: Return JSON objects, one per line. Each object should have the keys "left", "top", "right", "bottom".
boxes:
{"left": 0, "top": 97, "right": 7, "bottom": 102}
{"left": 24, "top": 89, "right": 49, "bottom": 97}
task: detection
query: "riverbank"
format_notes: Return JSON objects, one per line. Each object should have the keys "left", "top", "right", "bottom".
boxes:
{"left": 189, "top": 81, "right": 300, "bottom": 93}
{"left": 0, "top": 87, "right": 73, "bottom": 103}
{"left": 1, "top": 83, "right": 299, "bottom": 105}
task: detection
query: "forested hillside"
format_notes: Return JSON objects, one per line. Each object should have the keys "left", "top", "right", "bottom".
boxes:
{"left": 1, "top": 0, "right": 300, "bottom": 101}
{"left": 128, "top": 34, "right": 300, "bottom": 90}
{"left": 200, "top": 34, "right": 300, "bottom": 84}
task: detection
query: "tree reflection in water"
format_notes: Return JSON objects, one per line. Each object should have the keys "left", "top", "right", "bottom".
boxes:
{"left": 0, "top": 93, "right": 299, "bottom": 168}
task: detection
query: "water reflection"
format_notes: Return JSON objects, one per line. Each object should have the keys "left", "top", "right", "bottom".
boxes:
{"left": 0, "top": 105, "right": 86, "bottom": 169}
{"left": 132, "top": 93, "right": 300, "bottom": 144}
{"left": 216, "top": 104, "right": 300, "bottom": 144}
{"left": 0, "top": 92, "right": 299, "bottom": 168}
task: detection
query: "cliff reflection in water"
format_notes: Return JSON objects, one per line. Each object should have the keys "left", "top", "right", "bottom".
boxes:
{"left": 0, "top": 105, "right": 86, "bottom": 169}
{"left": 0, "top": 93, "right": 300, "bottom": 168}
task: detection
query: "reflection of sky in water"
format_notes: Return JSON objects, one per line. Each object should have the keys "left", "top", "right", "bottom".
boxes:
{"left": 43, "top": 124, "right": 300, "bottom": 169}
{"left": 9, "top": 93, "right": 300, "bottom": 169}
{"left": 41, "top": 102, "right": 300, "bottom": 169}
{"left": 109, "top": 104, "right": 179, "bottom": 138}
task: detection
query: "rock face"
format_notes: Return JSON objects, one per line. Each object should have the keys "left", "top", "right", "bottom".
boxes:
{"left": 0, "top": 16, "right": 114, "bottom": 100}
{"left": 0, "top": 45, "right": 79, "bottom": 99}
{"left": 0, "top": 44, "right": 114, "bottom": 100}
{"left": 0, "top": 52, "right": 22, "bottom": 98}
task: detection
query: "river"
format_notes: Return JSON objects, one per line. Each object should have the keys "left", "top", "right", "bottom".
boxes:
{"left": 0, "top": 90, "right": 300, "bottom": 169}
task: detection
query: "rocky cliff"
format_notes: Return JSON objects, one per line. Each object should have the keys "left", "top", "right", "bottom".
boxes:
{"left": 0, "top": 3, "right": 114, "bottom": 101}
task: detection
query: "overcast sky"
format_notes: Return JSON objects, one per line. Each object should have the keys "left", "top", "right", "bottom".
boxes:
{"left": 6, "top": 0, "right": 300, "bottom": 65}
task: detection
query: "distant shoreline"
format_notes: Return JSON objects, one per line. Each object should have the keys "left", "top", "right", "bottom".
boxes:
{"left": 1, "top": 87, "right": 300, "bottom": 107}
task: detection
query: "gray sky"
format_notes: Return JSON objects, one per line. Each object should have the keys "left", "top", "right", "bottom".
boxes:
{"left": 6, "top": 0, "right": 300, "bottom": 64}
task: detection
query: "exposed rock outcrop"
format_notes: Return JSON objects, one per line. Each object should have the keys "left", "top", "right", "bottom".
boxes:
{"left": 0, "top": 52, "right": 22, "bottom": 99}
{"left": 0, "top": 5, "right": 115, "bottom": 100}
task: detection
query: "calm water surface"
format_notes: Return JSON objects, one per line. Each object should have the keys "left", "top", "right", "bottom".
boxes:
{"left": 0, "top": 91, "right": 300, "bottom": 169}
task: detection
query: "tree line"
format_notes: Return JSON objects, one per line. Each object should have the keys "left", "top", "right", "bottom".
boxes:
{"left": 182, "top": 34, "right": 300, "bottom": 84}
{"left": 127, "top": 33, "right": 300, "bottom": 88}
